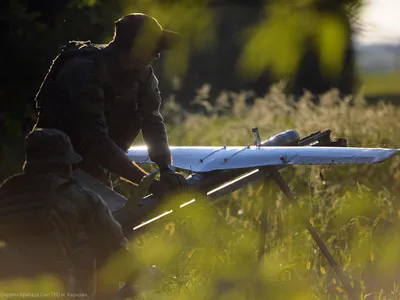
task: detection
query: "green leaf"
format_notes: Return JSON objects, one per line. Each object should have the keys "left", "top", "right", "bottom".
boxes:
{"left": 316, "top": 13, "right": 348, "bottom": 77}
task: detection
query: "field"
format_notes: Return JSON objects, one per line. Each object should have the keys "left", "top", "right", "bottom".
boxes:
{"left": 360, "top": 72, "right": 400, "bottom": 104}
{"left": 1, "top": 85, "right": 400, "bottom": 300}
{"left": 110, "top": 86, "right": 400, "bottom": 300}
{"left": 361, "top": 72, "right": 400, "bottom": 96}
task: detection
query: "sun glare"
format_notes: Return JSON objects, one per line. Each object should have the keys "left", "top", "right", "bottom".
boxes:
{"left": 357, "top": 0, "right": 400, "bottom": 43}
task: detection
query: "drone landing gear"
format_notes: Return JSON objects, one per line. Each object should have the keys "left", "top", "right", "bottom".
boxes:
{"left": 258, "top": 168, "right": 358, "bottom": 300}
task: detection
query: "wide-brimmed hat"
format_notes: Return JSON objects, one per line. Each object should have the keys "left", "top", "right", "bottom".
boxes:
{"left": 23, "top": 128, "right": 82, "bottom": 169}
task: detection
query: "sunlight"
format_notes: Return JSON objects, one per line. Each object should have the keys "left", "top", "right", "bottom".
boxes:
{"left": 357, "top": 0, "right": 400, "bottom": 43}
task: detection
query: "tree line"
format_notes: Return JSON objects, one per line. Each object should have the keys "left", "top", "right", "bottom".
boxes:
{"left": 0, "top": 0, "right": 362, "bottom": 180}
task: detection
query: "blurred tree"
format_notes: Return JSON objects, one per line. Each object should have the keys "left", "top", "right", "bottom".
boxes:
{"left": 162, "top": 0, "right": 363, "bottom": 104}
{"left": 0, "top": 0, "right": 122, "bottom": 180}
{"left": 0, "top": 0, "right": 364, "bottom": 180}
{"left": 119, "top": 0, "right": 218, "bottom": 107}
{"left": 289, "top": 0, "right": 362, "bottom": 98}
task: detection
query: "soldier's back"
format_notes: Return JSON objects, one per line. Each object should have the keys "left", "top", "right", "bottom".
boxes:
{"left": 0, "top": 172, "right": 97, "bottom": 295}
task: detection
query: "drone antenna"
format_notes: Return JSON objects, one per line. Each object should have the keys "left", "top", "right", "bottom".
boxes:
{"left": 252, "top": 127, "right": 261, "bottom": 146}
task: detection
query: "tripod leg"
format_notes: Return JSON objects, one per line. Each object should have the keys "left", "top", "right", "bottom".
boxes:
{"left": 258, "top": 176, "right": 274, "bottom": 261}
{"left": 269, "top": 168, "right": 358, "bottom": 300}
{"left": 258, "top": 174, "right": 285, "bottom": 262}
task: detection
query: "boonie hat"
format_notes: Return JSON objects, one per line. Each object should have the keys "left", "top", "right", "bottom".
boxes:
{"left": 23, "top": 128, "right": 82, "bottom": 168}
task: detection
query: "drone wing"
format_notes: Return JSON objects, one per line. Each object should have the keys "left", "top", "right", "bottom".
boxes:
{"left": 127, "top": 145, "right": 399, "bottom": 173}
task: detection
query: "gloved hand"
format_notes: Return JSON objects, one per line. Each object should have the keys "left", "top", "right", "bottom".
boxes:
{"left": 148, "top": 165, "right": 188, "bottom": 197}
{"left": 160, "top": 167, "right": 188, "bottom": 194}
{"left": 148, "top": 178, "right": 165, "bottom": 197}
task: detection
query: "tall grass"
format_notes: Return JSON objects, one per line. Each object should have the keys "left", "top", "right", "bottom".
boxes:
{"left": 128, "top": 84, "right": 400, "bottom": 299}
{"left": 1, "top": 85, "right": 400, "bottom": 299}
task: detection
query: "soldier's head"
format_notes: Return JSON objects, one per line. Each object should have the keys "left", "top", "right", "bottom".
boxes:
{"left": 22, "top": 128, "right": 82, "bottom": 175}
{"left": 110, "top": 13, "right": 181, "bottom": 70}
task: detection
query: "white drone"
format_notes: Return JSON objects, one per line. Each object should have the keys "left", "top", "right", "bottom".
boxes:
{"left": 76, "top": 128, "right": 399, "bottom": 298}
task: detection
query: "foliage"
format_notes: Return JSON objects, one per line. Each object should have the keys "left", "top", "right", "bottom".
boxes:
{"left": 1, "top": 85, "right": 400, "bottom": 299}
{"left": 237, "top": 0, "right": 351, "bottom": 78}
{"left": 119, "top": 84, "right": 400, "bottom": 299}
{"left": 0, "top": 0, "right": 364, "bottom": 156}
{"left": 3, "top": 1, "right": 400, "bottom": 298}
{"left": 120, "top": 0, "right": 217, "bottom": 78}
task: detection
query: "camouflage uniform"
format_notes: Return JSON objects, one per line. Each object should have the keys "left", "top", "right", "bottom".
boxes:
{"left": 33, "top": 14, "right": 184, "bottom": 189}
{"left": 0, "top": 129, "right": 132, "bottom": 298}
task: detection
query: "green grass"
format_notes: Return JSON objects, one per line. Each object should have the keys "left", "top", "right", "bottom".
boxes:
{"left": 2, "top": 85, "right": 400, "bottom": 299}
{"left": 123, "top": 87, "right": 400, "bottom": 299}
{"left": 360, "top": 72, "right": 400, "bottom": 99}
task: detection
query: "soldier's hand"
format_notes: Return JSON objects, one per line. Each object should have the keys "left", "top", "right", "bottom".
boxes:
{"left": 160, "top": 169, "right": 188, "bottom": 194}
{"left": 148, "top": 178, "right": 165, "bottom": 197}
{"left": 148, "top": 166, "right": 188, "bottom": 197}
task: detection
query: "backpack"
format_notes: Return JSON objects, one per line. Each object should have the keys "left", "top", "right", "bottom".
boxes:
{"left": 34, "top": 40, "right": 103, "bottom": 110}
{"left": 0, "top": 173, "right": 75, "bottom": 239}
{"left": 0, "top": 173, "right": 84, "bottom": 290}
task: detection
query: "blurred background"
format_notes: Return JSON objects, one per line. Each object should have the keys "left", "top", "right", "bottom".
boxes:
{"left": 1, "top": 1, "right": 400, "bottom": 298}
{"left": 1, "top": 0, "right": 399, "bottom": 179}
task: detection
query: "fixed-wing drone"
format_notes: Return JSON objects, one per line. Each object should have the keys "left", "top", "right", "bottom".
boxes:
{"left": 118, "top": 128, "right": 398, "bottom": 229}
{"left": 75, "top": 128, "right": 399, "bottom": 299}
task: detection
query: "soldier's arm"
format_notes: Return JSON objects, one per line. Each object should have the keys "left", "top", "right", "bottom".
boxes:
{"left": 57, "top": 58, "right": 147, "bottom": 184}
{"left": 138, "top": 67, "right": 172, "bottom": 168}
{"left": 83, "top": 191, "right": 136, "bottom": 294}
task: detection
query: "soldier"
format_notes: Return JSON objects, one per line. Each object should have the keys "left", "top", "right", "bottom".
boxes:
{"left": 32, "top": 13, "right": 187, "bottom": 195}
{"left": 0, "top": 128, "right": 136, "bottom": 299}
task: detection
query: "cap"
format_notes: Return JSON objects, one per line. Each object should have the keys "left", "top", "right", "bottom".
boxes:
{"left": 113, "top": 13, "right": 181, "bottom": 52}
{"left": 23, "top": 128, "right": 82, "bottom": 168}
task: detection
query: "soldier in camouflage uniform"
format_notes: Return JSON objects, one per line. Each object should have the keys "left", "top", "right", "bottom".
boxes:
{"left": 0, "top": 128, "right": 135, "bottom": 299}
{"left": 33, "top": 13, "right": 187, "bottom": 195}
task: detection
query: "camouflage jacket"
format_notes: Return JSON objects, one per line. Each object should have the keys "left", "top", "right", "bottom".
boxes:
{"left": 0, "top": 171, "right": 131, "bottom": 296}
{"left": 34, "top": 42, "right": 172, "bottom": 184}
